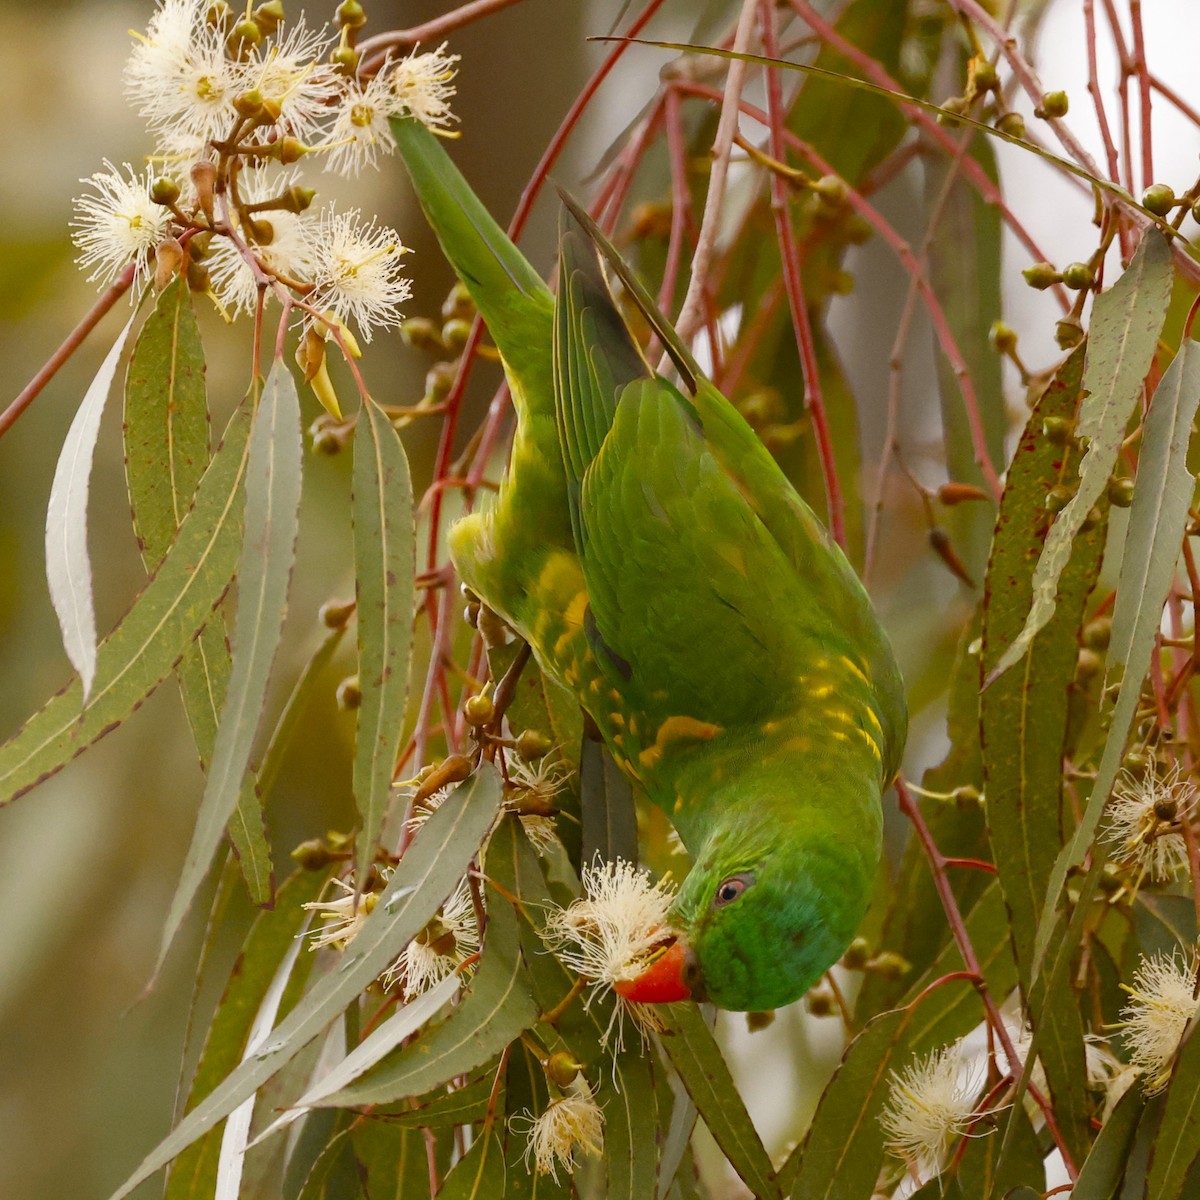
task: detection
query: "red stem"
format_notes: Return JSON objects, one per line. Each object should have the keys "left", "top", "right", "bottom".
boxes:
{"left": 759, "top": 0, "right": 845, "bottom": 546}
{"left": 2, "top": 262, "right": 135, "bottom": 440}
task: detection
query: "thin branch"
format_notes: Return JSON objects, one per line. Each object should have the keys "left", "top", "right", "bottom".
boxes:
{"left": 2, "top": 263, "right": 135, "bottom": 440}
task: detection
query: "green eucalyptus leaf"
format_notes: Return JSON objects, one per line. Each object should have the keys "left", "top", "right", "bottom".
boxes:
{"left": 123, "top": 277, "right": 210, "bottom": 566}
{"left": 107, "top": 768, "right": 501, "bottom": 1200}
{"left": 1109, "top": 340, "right": 1200, "bottom": 672}
{"left": 0, "top": 388, "right": 253, "bottom": 805}
{"left": 352, "top": 396, "right": 415, "bottom": 882}
{"left": 660, "top": 1003, "right": 781, "bottom": 1200}
{"left": 989, "top": 230, "right": 1172, "bottom": 681}
{"left": 165, "top": 869, "right": 327, "bottom": 1200}
{"left": 437, "top": 1130, "right": 507, "bottom": 1199}
{"left": 581, "top": 738, "right": 638, "bottom": 865}
{"left": 598, "top": 1049, "right": 659, "bottom": 1200}
{"left": 1145, "top": 1013, "right": 1200, "bottom": 1198}
{"left": 319, "top": 861, "right": 538, "bottom": 1106}
{"left": 156, "top": 360, "right": 303, "bottom": 973}
{"left": 350, "top": 1119, "right": 433, "bottom": 1199}
{"left": 368, "top": 1068, "right": 497, "bottom": 1128}
{"left": 785, "top": 1006, "right": 914, "bottom": 1200}
{"left": 1070, "top": 1082, "right": 1144, "bottom": 1200}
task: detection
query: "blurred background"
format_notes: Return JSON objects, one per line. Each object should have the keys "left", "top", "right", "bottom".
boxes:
{"left": 0, "top": 1, "right": 1197, "bottom": 1197}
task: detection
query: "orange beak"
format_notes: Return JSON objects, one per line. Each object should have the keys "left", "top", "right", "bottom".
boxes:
{"left": 613, "top": 937, "right": 696, "bottom": 1004}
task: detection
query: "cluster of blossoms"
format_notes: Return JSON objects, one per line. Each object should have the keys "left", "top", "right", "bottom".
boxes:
{"left": 545, "top": 858, "right": 679, "bottom": 1050}
{"left": 1102, "top": 762, "right": 1198, "bottom": 883}
{"left": 513, "top": 1074, "right": 605, "bottom": 1181}
{"left": 71, "top": 0, "right": 460, "bottom": 356}
{"left": 302, "top": 869, "right": 479, "bottom": 1000}
{"left": 1118, "top": 946, "right": 1200, "bottom": 1095}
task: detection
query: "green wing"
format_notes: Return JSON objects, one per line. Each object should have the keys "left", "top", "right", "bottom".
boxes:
{"left": 554, "top": 197, "right": 905, "bottom": 763}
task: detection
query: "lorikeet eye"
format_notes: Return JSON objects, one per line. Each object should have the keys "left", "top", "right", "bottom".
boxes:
{"left": 714, "top": 874, "right": 752, "bottom": 908}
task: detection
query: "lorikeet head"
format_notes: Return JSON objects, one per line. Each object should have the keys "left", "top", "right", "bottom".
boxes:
{"left": 616, "top": 745, "right": 885, "bottom": 1012}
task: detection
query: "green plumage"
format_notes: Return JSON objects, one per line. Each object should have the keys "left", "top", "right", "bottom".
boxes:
{"left": 394, "top": 117, "right": 907, "bottom": 1011}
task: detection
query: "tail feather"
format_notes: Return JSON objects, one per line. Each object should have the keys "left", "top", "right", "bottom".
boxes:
{"left": 392, "top": 117, "right": 553, "bottom": 361}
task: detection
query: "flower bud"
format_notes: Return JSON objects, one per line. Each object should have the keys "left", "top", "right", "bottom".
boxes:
{"left": 1080, "top": 505, "right": 1104, "bottom": 532}
{"left": 545, "top": 1051, "right": 583, "bottom": 1088}
{"left": 1045, "top": 484, "right": 1074, "bottom": 512}
{"left": 813, "top": 174, "right": 848, "bottom": 209}
{"left": 1142, "top": 183, "right": 1176, "bottom": 216}
{"left": 401, "top": 317, "right": 443, "bottom": 353}
{"left": 1075, "top": 647, "right": 1103, "bottom": 681}
{"left": 442, "top": 318, "right": 472, "bottom": 353}
{"left": 746, "top": 1011, "right": 776, "bottom": 1032}
{"left": 1122, "top": 749, "right": 1149, "bottom": 778}
{"left": 1055, "top": 316, "right": 1085, "bottom": 349}
{"left": 629, "top": 201, "right": 673, "bottom": 241}
{"left": 516, "top": 729, "right": 555, "bottom": 761}
{"left": 281, "top": 184, "right": 317, "bottom": 213}
{"left": 464, "top": 601, "right": 480, "bottom": 628}
{"left": 336, "top": 0, "right": 367, "bottom": 28}
{"left": 842, "top": 937, "right": 871, "bottom": 969}
{"left": 936, "top": 95, "right": 967, "bottom": 127}
{"left": 971, "top": 57, "right": 999, "bottom": 93}
{"left": 337, "top": 675, "right": 362, "bottom": 710}
{"left": 806, "top": 989, "right": 835, "bottom": 1016}
{"left": 233, "top": 87, "right": 265, "bottom": 117}
{"left": 150, "top": 176, "right": 180, "bottom": 206}
{"left": 154, "top": 239, "right": 185, "bottom": 289}
{"left": 477, "top": 606, "right": 511, "bottom": 648}
{"left": 464, "top": 693, "right": 495, "bottom": 726}
{"left": 254, "top": 1, "right": 284, "bottom": 31}
{"left": 426, "top": 361, "right": 458, "bottom": 401}
{"left": 995, "top": 111, "right": 1025, "bottom": 138}
{"left": 320, "top": 598, "right": 356, "bottom": 629}
{"left": 229, "top": 16, "right": 264, "bottom": 47}
{"left": 191, "top": 161, "right": 217, "bottom": 222}
{"left": 331, "top": 45, "right": 360, "bottom": 73}
{"left": 1037, "top": 90, "right": 1069, "bottom": 118}
{"left": 1042, "top": 416, "right": 1075, "bottom": 445}
{"left": 1022, "top": 262, "right": 1061, "bottom": 290}
{"left": 989, "top": 320, "right": 1017, "bottom": 353}
{"left": 1082, "top": 617, "right": 1112, "bottom": 650}
{"left": 1062, "top": 262, "right": 1094, "bottom": 290}
{"left": 311, "top": 427, "right": 343, "bottom": 456}
{"left": 442, "top": 281, "right": 475, "bottom": 321}
{"left": 277, "top": 137, "right": 307, "bottom": 165}
{"left": 186, "top": 259, "right": 211, "bottom": 294}
{"left": 865, "top": 951, "right": 911, "bottom": 979}
{"left": 1107, "top": 476, "right": 1135, "bottom": 507}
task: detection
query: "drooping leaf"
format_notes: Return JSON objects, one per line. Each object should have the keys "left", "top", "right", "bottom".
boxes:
{"left": 968, "top": 1100, "right": 1043, "bottom": 1200}
{"left": 165, "top": 869, "right": 328, "bottom": 1200}
{"left": 598, "top": 1048, "right": 659, "bottom": 1200}
{"left": 988, "top": 230, "right": 1173, "bottom": 680}
{"left": 45, "top": 311, "right": 138, "bottom": 697}
{"left": 352, "top": 396, "right": 415, "bottom": 882}
{"left": 784, "top": 1006, "right": 913, "bottom": 1200}
{"left": 350, "top": 1119, "right": 433, "bottom": 1199}
{"left": 580, "top": 737, "right": 638, "bottom": 865}
{"left": 1069, "top": 1083, "right": 1144, "bottom": 1200}
{"left": 657, "top": 1073, "right": 699, "bottom": 1200}
{"left": 982, "top": 344, "right": 1104, "bottom": 985}
{"left": 368, "top": 1068, "right": 496, "bottom": 1128}
{"left": 437, "top": 1130, "right": 506, "bottom": 1199}
{"left": 0, "top": 390, "right": 253, "bottom": 805}
{"left": 108, "top": 768, "right": 501, "bottom": 1200}
{"left": 123, "top": 284, "right": 273, "bottom": 899}
{"left": 256, "top": 972, "right": 461, "bottom": 1141}
{"left": 214, "top": 931, "right": 307, "bottom": 1200}
{"left": 1109, "top": 339, "right": 1200, "bottom": 673}
{"left": 318, "top": 863, "right": 538, "bottom": 1106}
{"left": 659, "top": 1003, "right": 781, "bottom": 1200}
{"left": 1145, "top": 1013, "right": 1200, "bottom": 1198}
{"left": 123, "top": 277, "right": 210, "bottom": 567}
{"left": 156, "top": 360, "right": 303, "bottom": 972}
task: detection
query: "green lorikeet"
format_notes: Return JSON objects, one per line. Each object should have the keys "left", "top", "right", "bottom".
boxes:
{"left": 394, "top": 118, "right": 907, "bottom": 1013}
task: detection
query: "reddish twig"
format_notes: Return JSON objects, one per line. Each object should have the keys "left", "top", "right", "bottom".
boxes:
{"left": 759, "top": 0, "right": 845, "bottom": 546}
{"left": 2, "top": 262, "right": 135, "bottom": 440}
{"left": 359, "top": 0, "right": 530, "bottom": 72}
